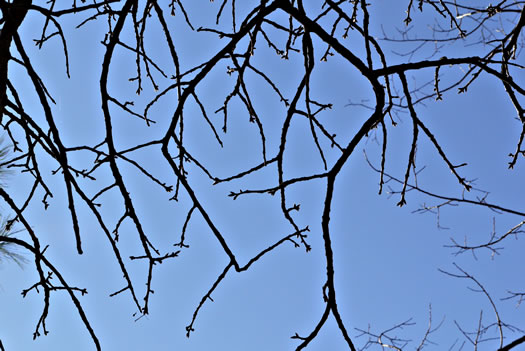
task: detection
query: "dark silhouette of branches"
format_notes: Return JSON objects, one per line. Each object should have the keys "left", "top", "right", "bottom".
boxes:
{"left": 0, "top": 0, "right": 524, "bottom": 350}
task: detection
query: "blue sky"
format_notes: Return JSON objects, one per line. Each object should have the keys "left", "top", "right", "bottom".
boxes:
{"left": 0, "top": 1, "right": 524, "bottom": 350}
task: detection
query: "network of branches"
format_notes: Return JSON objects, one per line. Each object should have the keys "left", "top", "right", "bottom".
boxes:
{"left": 0, "top": 0, "right": 524, "bottom": 350}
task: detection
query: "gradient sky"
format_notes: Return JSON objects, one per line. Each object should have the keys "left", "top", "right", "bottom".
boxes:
{"left": 0, "top": 1, "right": 524, "bottom": 350}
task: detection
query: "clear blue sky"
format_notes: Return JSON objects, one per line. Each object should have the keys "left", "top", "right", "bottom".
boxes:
{"left": 0, "top": 1, "right": 524, "bottom": 350}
